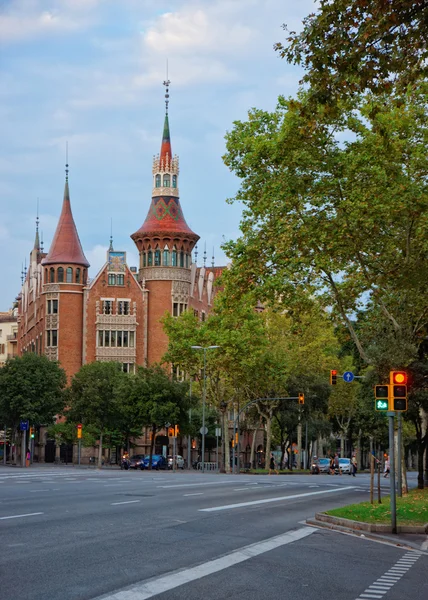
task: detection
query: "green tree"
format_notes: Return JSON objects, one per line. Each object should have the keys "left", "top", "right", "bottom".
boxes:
{"left": 67, "top": 361, "right": 127, "bottom": 467}
{"left": 0, "top": 353, "right": 66, "bottom": 464}
{"left": 276, "top": 0, "right": 428, "bottom": 105}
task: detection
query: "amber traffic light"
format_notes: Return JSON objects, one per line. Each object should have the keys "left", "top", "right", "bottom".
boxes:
{"left": 330, "top": 370, "right": 337, "bottom": 385}
{"left": 389, "top": 371, "right": 408, "bottom": 412}
{"left": 298, "top": 393, "right": 305, "bottom": 405}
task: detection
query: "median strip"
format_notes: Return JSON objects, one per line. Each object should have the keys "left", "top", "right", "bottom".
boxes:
{"left": 199, "top": 486, "right": 356, "bottom": 512}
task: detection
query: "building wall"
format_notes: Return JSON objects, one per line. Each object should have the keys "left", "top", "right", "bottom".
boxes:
{"left": 146, "top": 278, "right": 173, "bottom": 365}
{"left": 0, "top": 311, "right": 18, "bottom": 366}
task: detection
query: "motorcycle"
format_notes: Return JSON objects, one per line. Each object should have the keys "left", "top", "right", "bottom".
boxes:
{"left": 310, "top": 462, "right": 320, "bottom": 475}
{"left": 120, "top": 457, "right": 130, "bottom": 470}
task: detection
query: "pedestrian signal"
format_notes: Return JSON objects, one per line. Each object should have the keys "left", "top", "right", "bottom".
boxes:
{"left": 298, "top": 393, "right": 305, "bottom": 405}
{"left": 330, "top": 370, "right": 337, "bottom": 385}
{"left": 374, "top": 385, "right": 389, "bottom": 411}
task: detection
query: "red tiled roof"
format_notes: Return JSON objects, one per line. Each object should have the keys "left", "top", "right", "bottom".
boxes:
{"left": 131, "top": 196, "right": 199, "bottom": 239}
{"left": 42, "top": 180, "right": 89, "bottom": 267}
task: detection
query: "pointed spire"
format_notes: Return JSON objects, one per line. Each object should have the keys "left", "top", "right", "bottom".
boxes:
{"left": 33, "top": 198, "right": 40, "bottom": 252}
{"left": 40, "top": 231, "right": 44, "bottom": 253}
{"left": 42, "top": 160, "right": 89, "bottom": 268}
{"left": 160, "top": 76, "right": 172, "bottom": 166}
{"left": 212, "top": 247, "right": 215, "bottom": 268}
{"left": 109, "top": 217, "right": 114, "bottom": 251}
{"left": 203, "top": 242, "right": 207, "bottom": 266}
{"left": 194, "top": 245, "right": 198, "bottom": 264}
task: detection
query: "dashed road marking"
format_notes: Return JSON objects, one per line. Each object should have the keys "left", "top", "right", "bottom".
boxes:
{"left": 355, "top": 551, "right": 422, "bottom": 599}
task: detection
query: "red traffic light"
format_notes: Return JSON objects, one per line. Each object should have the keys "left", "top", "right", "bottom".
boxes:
{"left": 330, "top": 370, "right": 338, "bottom": 385}
{"left": 390, "top": 371, "right": 407, "bottom": 385}
{"left": 77, "top": 424, "right": 82, "bottom": 430}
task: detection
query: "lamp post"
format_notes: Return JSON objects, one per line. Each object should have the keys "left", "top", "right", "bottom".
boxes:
{"left": 219, "top": 401, "right": 227, "bottom": 473}
{"left": 191, "top": 345, "right": 220, "bottom": 473}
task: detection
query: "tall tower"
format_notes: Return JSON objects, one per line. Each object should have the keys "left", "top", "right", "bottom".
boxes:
{"left": 131, "top": 81, "right": 199, "bottom": 364}
{"left": 41, "top": 164, "right": 90, "bottom": 378}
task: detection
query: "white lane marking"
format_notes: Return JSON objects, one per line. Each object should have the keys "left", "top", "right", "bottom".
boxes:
{"left": 111, "top": 500, "right": 141, "bottom": 506}
{"left": 355, "top": 551, "right": 422, "bottom": 600}
{"left": 308, "top": 485, "right": 319, "bottom": 488}
{"left": 29, "top": 489, "right": 51, "bottom": 493}
{"left": 92, "top": 527, "right": 316, "bottom": 600}
{"left": 233, "top": 488, "right": 249, "bottom": 491}
{"left": 104, "top": 484, "right": 123, "bottom": 487}
{"left": 184, "top": 493, "right": 203, "bottom": 497}
{"left": 0, "top": 512, "right": 44, "bottom": 520}
{"left": 200, "top": 486, "right": 356, "bottom": 512}
{"left": 421, "top": 538, "right": 428, "bottom": 551}
{"left": 157, "top": 480, "right": 243, "bottom": 489}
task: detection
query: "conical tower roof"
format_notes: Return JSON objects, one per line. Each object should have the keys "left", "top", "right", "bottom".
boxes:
{"left": 131, "top": 111, "right": 198, "bottom": 241}
{"left": 42, "top": 176, "right": 89, "bottom": 267}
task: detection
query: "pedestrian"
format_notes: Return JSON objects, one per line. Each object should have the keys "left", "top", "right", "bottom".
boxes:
{"left": 384, "top": 456, "right": 390, "bottom": 478}
{"left": 269, "top": 452, "right": 279, "bottom": 475}
{"left": 334, "top": 453, "right": 342, "bottom": 475}
{"left": 26, "top": 448, "right": 31, "bottom": 468}
{"left": 329, "top": 455, "right": 335, "bottom": 475}
{"left": 351, "top": 455, "right": 357, "bottom": 477}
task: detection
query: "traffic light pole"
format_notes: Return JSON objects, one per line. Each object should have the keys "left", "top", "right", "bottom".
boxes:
{"left": 397, "top": 413, "right": 402, "bottom": 497}
{"left": 388, "top": 411, "right": 397, "bottom": 534}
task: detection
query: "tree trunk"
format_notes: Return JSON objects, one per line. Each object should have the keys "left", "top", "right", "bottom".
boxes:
{"left": 98, "top": 431, "right": 103, "bottom": 468}
{"left": 357, "top": 430, "right": 362, "bottom": 470}
{"left": 265, "top": 417, "right": 272, "bottom": 463}
{"left": 340, "top": 432, "right": 345, "bottom": 458}
{"left": 417, "top": 443, "right": 424, "bottom": 489}
{"left": 250, "top": 426, "right": 258, "bottom": 470}
{"left": 297, "top": 422, "right": 302, "bottom": 469}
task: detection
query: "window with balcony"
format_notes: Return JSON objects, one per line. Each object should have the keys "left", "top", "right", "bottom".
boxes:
{"left": 172, "top": 175, "right": 177, "bottom": 188}
{"left": 154, "top": 248, "right": 161, "bottom": 266}
{"left": 155, "top": 174, "right": 161, "bottom": 187}
{"left": 118, "top": 301, "right": 129, "bottom": 315}
{"left": 66, "top": 267, "right": 73, "bottom": 283}
{"left": 49, "top": 268, "right": 55, "bottom": 283}
{"left": 102, "top": 300, "right": 113, "bottom": 315}
{"left": 163, "top": 174, "right": 170, "bottom": 187}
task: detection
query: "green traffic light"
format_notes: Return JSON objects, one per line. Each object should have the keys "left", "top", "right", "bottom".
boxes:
{"left": 375, "top": 399, "right": 388, "bottom": 411}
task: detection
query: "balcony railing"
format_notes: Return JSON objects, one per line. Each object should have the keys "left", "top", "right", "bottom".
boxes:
{"left": 7, "top": 334, "right": 17, "bottom": 341}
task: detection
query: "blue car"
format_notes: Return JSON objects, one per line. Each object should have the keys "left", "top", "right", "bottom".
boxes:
{"left": 143, "top": 454, "right": 167, "bottom": 470}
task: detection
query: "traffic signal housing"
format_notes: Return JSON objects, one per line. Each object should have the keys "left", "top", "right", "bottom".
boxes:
{"left": 330, "top": 370, "right": 337, "bottom": 385}
{"left": 174, "top": 425, "right": 179, "bottom": 437}
{"left": 298, "top": 393, "right": 305, "bottom": 405}
{"left": 374, "top": 385, "right": 389, "bottom": 411}
{"left": 389, "top": 371, "right": 408, "bottom": 412}
{"left": 168, "top": 427, "right": 175, "bottom": 437}
{"left": 29, "top": 427, "right": 35, "bottom": 439}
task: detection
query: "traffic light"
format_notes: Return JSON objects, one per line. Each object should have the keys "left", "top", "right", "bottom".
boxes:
{"left": 330, "top": 370, "right": 337, "bottom": 385}
{"left": 235, "top": 432, "right": 239, "bottom": 444}
{"left": 174, "top": 425, "right": 179, "bottom": 436}
{"left": 168, "top": 427, "right": 175, "bottom": 437}
{"left": 77, "top": 424, "right": 82, "bottom": 439}
{"left": 298, "top": 393, "right": 305, "bottom": 405}
{"left": 389, "top": 371, "right": 408, "bottom": 412}
{"left": 29, "top": 427, "right": 35, "bottom": 439}
{"left": 374, "top": 385, "right": 389, "bottom": 411}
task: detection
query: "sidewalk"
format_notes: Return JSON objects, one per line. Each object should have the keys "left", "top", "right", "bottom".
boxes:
{"left": 307, "top": 513, "right": 428, "bottom": 552}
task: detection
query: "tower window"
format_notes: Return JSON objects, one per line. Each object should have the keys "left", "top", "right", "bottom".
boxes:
{"left": 49, "top": 268, "right": 55, "bottom": 283}
{"left": 180, "top": 251, "right": 184, "bottom": 268}
{"left": 163, "top": 248, "right": 169, "bottom": 266}
{"left": 154, "top": 249, "right": 161, "bottom": 266}
{"left": 57, "top": 267, "right": 64, "bottom": 283}
{"left": 186, "top": 253, "right": 189, "bottom": 268}
{"left": 143, "top": 253, "right": 146, "bottom": 267}
{"left": 172, "top": 247, "right": 177, "bottom": 266}
{"left": 172, "top": 175, "right": 177, "bottom": 188}
{"left": 148, "top": 251, "right": 152, "bottom": 266}
{"left": 155, "top": 174, "right": 161, "bottom": 188}
{"left": 163, "top": 174, "right": 170, "bottom": 187}
{"left": 66, "top": 267, "right": 73, "bottom": 283}
{"left": 76, "top": 268, "right": 81, "bottom": 283}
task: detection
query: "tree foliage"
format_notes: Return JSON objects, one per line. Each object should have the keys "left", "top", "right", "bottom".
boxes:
{"left": 276, "top": 0, "right": 428, "bottom": 104}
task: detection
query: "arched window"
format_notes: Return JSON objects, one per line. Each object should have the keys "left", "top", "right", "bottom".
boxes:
{"left": 172, "top": 246, "right": 177, "bottom": 267}
{"left": 154, "top": 247, "right": 161, "bottom": 266}
{"left": 76, "top": 268, "right": 81, "bottom": 283}
{"left": 180, "top": 251, "right": 184, "bottom": 268}
{"left": 66, "top": 267, "right": 73, "bottom": 283}
{"left": 163, "top": 174, "right": 170, "bottom": 187}
{"left": 143, "top": 253, "right": 146, "bottom": 267}
{"left": 163, "top": 246, "right": 169, "bottom": 266}
{"left": 57, "top": 267, "right": 64, "bottom": 283}
{"left": 186, "top": 253, "right": 189, "bottom": 268}
{"left": 83, "top": 269, "right": 87, "bottom": 284}
{"left": 49, "top": 268, "right": 55, "bottom": 283}
{"left": 155, "top": 174, "right": 161, "bottom": 187}
{"left": 147, "top": 251, "right": 152, "bottom": 266}
{"left": 172, "top": 175, "right": 177, "bottom": 188}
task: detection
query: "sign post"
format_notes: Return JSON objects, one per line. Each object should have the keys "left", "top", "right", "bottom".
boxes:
{"left": 215, "top": 427, "right": 221, "bottom": 473}
{"left": 387, "top": 411, "right": 397, "bottom": 534}
{"left": 20, "top": 420, "right": 29, "bottom": 468}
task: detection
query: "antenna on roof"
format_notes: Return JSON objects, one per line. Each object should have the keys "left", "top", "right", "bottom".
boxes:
{"left": 212, "top": 247, "right": 215, "bottom": 268}
{"left": 194, "top": 244, "right": 198, "bottom": 264}
{"left": 40, "top": 231, "right": 44, "bottom": 253}
{"left": 203, "top": 242, "right": 207, "bottom": 266}
{"left": 109, "top": 217, "right": 114, "bottom": 251}
{"left": 65, "top": 141, "right": 69, "bottom": 182}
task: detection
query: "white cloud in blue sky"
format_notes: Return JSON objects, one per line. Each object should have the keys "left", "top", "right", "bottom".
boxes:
{"left": 0, "top": 0, "right": 318, "bottom": 310}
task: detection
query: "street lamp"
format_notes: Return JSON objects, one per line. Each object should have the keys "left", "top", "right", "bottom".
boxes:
{"left": 191, "top": 345, "right": 220, "bottom": 473}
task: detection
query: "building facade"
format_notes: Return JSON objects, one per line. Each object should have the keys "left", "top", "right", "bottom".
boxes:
{"left": 0, "top": 309, "right": 18, "bottom": 367}
{"left": 16, "top": 92, "right": 224, "bottom": 462}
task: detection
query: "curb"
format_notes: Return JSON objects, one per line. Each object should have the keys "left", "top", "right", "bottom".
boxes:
{"left": 313, "top": 512, "right": 428, "bottom": 534}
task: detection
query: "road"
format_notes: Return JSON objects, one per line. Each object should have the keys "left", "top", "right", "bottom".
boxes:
{"left": 0, "top": 467, "right": 426, "bottom": 600}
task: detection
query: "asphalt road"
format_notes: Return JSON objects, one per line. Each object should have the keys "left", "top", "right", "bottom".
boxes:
{"left": 0, "top": 466, "right": 426, "bottom": 600}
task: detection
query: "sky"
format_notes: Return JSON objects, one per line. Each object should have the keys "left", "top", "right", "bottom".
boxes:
{"left": 0, "top": 0, "right": 318, "bottom": 311}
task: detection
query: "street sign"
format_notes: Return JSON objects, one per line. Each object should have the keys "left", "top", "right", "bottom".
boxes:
{"left": 215, "top": 428, "right": 222, "bottom": 437}
{"left": 199, "top": 426, "right": 208, "bottom": 435}
{"left": 343, "top": 371, "right": 354, "bottom": 383}
{"left": 20, "top": 420, "right": 29, "bottom": 431}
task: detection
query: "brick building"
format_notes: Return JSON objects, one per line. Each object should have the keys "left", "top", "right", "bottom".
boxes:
{"left": 17, "top": 88, "right": 225, "bottom": 462}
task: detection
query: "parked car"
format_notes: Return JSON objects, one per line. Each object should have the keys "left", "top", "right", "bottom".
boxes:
{"left": 143, "top": 454, "right": 167, "bottom": 470}
{"left": 129, "top": 454, "right": 146, "bottom": 470}
{"left": 339, "top": 458, "right": 352, "bottom": 474}
{"left": 167, "top": 455, "right": 185, "bottom": 469}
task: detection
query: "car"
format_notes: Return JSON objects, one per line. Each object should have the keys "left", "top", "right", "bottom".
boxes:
{"left": 339, "top": 458, "right": 352, "bottom": 474}
{"left": 129, "top": 454, "right": 146, "bottom": 469}
{"left": 142, "top": 454, "right": 167, "bottom": 470}
{"left": 167, "top": 455, "right": 185, "bottom": 469}
{"left": 310, "top": 457, "right": 330, "bottom": 474}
